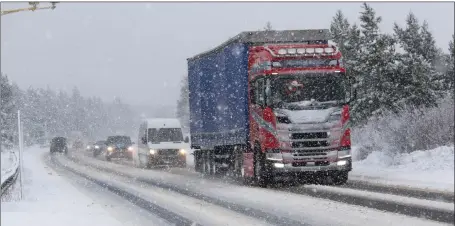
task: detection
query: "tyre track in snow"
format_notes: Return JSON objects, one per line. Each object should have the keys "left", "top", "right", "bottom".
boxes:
{"left": 68, "top": 150, "right": 451, "bottom": 225}
{"left": 66, "top": 152, "right": 309, "bottom": 226}
{"left": 81, "top": 150, "right": 454, "bottom": 204}
{"left": 48, "top": 154, "right": 201, "bottom": 226}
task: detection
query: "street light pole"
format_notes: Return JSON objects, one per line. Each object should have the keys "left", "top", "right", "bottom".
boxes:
{"left": 1, "top": 2, "right": 58, "bottom": 16}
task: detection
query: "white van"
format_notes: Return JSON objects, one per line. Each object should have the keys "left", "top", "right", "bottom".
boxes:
{"left": 134, "top": 118, "right": 190, "bottom": 168}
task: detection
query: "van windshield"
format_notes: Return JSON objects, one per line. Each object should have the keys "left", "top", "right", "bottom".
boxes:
{"left": 148, "top": 128, "right": 183, "bottom": 143}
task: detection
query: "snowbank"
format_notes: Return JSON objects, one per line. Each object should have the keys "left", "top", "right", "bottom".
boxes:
{"left": 1, "top": 150, "right": 19, "bottom": 185}
{"left": 1, "top": 146, "right": 126, "bottom": 226}
{"left": 351, "top": 145, "right": 454, "bottom": 192}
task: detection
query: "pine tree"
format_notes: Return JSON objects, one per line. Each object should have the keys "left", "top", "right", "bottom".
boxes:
{"left": 0, "top": 73, "right": 16, "bottom": 149}
{"left": 330, "top": 10, "right": 350, "bottom": 57}
{"left": 393, "top": 12, "right": 440, "bottom": 109}
{"left": 263, "top": 22, "right": 273, "bottom": 31}
{"left": 176, "top": 75, "right": 190, "bottom": 130}
{"left": 351, "top": 3, "right": 398, "bottom": 124}
{"left": 446, "top": 35, "right": 454, "bottom": 96}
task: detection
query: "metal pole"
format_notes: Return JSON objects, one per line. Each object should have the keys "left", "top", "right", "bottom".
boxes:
{"left": 17, "top": 110, "right": 24, "bottom": 200}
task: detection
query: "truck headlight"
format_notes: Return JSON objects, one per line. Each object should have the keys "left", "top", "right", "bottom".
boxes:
{"left": 149, "top": 149, "right": 156, "bottom": 155}
{"left": 107, "top": 146, "right": 113, "bottom": 151}
{"left": 179, "top": 149, "right": 186, "bottom": 155}
{"left": 128, "top": 146, "right": 133, "bottom": 151}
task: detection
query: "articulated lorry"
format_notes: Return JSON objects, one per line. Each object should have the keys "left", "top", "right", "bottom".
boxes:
{"left": 187, "top": 29, "right": 355, "bottom": 187}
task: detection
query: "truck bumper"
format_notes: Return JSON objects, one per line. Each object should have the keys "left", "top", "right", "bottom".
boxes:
{"left": 269, "top": 157, "right": 352, "bottom": 181}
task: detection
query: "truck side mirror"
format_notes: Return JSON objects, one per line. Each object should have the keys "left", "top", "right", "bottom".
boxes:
{"left": 184, "top": 136, "right": 189, "bottom": 143}
{"left": 141, "top": 136, "right": 147, "bottom": 144}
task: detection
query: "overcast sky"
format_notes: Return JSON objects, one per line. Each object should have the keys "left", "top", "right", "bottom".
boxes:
{"left": 1, "top": 2, "right": 453, "bottom": 107}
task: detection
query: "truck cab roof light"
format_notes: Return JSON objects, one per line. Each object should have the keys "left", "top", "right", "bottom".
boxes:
{"left": 315, "top": 48, "right": 324, "bottom": 54}
{"left": 278, "top": 49, "right": 287, "bottom": 55}
{"left": 324, "top": 47, "right": 334, "bottom": 53}
{"left": 287, "top": 48, "right": 297, "bottom": 54}
{"left": 297, "top": 48, "right": 305, "bottom": 54}
{"left": 305, "top": 48, "right": 315, "bottom": 54}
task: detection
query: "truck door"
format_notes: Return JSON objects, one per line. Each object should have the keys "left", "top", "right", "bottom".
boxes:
{"left": 246, "top": 77, "right": 266, "bottom": 177}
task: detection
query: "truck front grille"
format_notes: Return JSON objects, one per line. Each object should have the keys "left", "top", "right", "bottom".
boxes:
{"left": 292, "top": 132, "right": 328, "bottom": 140}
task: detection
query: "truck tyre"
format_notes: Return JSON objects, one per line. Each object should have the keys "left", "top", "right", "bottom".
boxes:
{"left": 254, "top": 148, "right": 270, "bottom": 188}
{"left": 333, "top": 171, "right": 349, "bottom": 185}
{"left": 106, "top": 155, "right": 111, "bottom": 161}
{"left": 209, "top": 151, "right": 216, "bottom": 175}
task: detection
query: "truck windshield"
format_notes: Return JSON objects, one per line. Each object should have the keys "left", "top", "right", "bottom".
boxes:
{"left": 269, "top": 74, "right": 348, "bottom": 107}
{"left": 148, "top": 128, "right": 183, "bottom": 143}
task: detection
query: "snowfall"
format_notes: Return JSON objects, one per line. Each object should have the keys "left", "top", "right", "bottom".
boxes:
{"left": 1, "top": 144, "right": 453, "bottom": 225}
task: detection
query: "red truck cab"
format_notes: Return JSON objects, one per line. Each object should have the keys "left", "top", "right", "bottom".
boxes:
{"left": 245, "top": 41, "right": 355, "bottom": 186}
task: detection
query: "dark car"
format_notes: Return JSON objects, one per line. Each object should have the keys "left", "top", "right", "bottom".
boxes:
{"left": 50, "top": 137, "right": 68, "bottom": 154}
{"left": 92, "top": 140, "right": 106, "bottom": 157}
{"left": 105, "top": 136, "right": 134, "bottom": 161}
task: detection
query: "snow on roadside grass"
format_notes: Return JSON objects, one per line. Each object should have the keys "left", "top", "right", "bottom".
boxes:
{"left": 351, "top": 145, "right": 454, "bottom": 192}
{"left": 1, "top": 146, "right": 125, "bottom": 226}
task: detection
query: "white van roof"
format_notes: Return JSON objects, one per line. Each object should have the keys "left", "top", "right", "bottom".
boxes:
{"left": 146, "top": 118, "right": 182, "bottom": 128}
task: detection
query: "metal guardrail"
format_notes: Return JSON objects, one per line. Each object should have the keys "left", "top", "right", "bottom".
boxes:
{"left": 1, "top": 151, "right": 20, "bottom": 196}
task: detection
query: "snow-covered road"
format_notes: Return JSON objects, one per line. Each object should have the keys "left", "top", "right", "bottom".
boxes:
{"left": 1, "top": 147, "right": 169, "bottom": 226}
{"left": 59, "top": 148, "right": 452, "bottom": 225}
{"left": 2, "top": 146, "right": 453, "bottom": 226}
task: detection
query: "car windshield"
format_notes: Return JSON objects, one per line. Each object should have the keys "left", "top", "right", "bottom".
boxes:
{"left": 52, "top": 137, "right": 66, "bottom": 144}
{"left": 268, "top": 73, "right": 348, "bottom": 107}
{"left": 106, "top": 136, "right": 131, "bottom": 145}
{"left": 148, "top": 128, "right": 183, "bottom": 143}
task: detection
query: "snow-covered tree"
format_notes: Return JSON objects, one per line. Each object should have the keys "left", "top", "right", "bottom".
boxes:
{"left": 330, "top": 10, "right": 350, "bottom": 57}
{"left": 263, "top": 21, "right": 273, "bottom": 31}
{"left": 350, "top": 3, "right": 398, "bottom": 124}
{"left": 176, "top": 75, "right": 190, "bottom": 129}
{"left": 393, "top": 12, "right": 440, "bottom": 109}
{"left": 0, "top": 73, "right": 16, "bottom": 149}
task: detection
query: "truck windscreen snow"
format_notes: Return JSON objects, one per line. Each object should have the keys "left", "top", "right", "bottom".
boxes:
{"left": 268, "top": 74, "right": 348, "bottom": 108}
{"left": 148, "top": 128, "right": 183, "bottom": 143}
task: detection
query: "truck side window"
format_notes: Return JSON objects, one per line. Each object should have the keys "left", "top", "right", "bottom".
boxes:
{"left": 256, "top": 79, "right": 265, "bottom": 106}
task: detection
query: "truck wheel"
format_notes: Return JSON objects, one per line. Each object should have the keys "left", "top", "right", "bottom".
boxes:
{"left": 333, "top": 171, "right": 349, "bottom": 185}
{"left": 106, "top": 155, "right": 111, "bottom": 161}
{"left": 254, "top": 149, "right": 270, "bottom": 188}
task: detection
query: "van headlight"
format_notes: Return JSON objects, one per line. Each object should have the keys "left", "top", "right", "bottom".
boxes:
{"left": 107, "top": 146, "right": 114, "bottom": 151}
{"left": 128, "top": 146, "right": 134, "bottom": 151}
{"left": 149, "top": 149, "right": 156, "bottom": 155}
{"left": 179, "top": 149, "right": 186, "bottom": 155}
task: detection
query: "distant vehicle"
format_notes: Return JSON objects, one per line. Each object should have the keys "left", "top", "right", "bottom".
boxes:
{"left": 72, "top": 140, "right": 84, "bottom": 150}
{"left": 105, "top": 136, "right": 134, "bottom": 161}
{"left": 135, "top": 118, "right": 189, "bottom": 168}
{"left": 50, "top": 137, "right": 68, "bottom": 154}
{"left": 93, "top": 140, "right": 106, "bottom": 157}
{"left": 86, "top": 142, "right": 95, "bottom": 151}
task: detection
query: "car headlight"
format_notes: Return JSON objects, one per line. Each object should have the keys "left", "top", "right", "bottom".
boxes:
{"left": 86, "top": 145, "right": 91, "bottom": 149}
{"left": 179, "top": 149, "right": 186, "bottom": 155}
{"left": 128, "top": 146, "right": 133, "bottom": 151}
{"left": 107, "top": 146, "right": 114, "bottom": 151}
{"left": 149, "top": 149, "right": 156, "bottom": 155}
{"left": 95, "top": 145, "right": 100, "bottom": 149}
